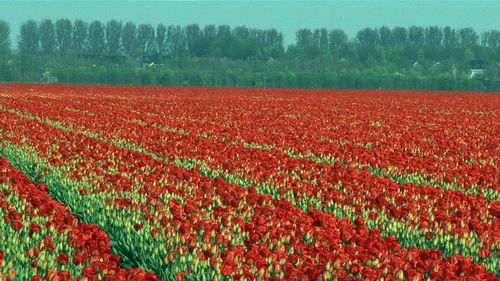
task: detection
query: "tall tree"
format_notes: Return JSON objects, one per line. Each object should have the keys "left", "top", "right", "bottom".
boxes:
{"left": 356, "top": 28, "right": 379, "bottom": 65}
{"left": 18, "top": 20, "right": 39, "bottom": 54}
{"left": 72, "top": 19, "right": 88, "bottom": 55}
{"left": 408, "top": 26, "right": 425, "bottom": 47}
{"left": 88, "top": 20, "right": 105, "bottom": 55}
{"left": 459, "top": 27, "right": 478, "bottom": 48}
{"left": 296, "top": 28, "right": 314, "bottom": 47}
{"left": 203, "top": 25, "right": 217, "bottom": 56}
{"left": 295, "top": 28, "right": 321, "bottom": 58}
{"left": 56, "top": 19, "right": 72, "bottom": 55}
{"left": 265, "top": 28, "right": 283, "bottom": 47}
{"left": 39, "top": 19, "right": 57, "bottom": 55}
{"left": 204, "top": 25, "right": 217, "bottom": 40}
{"left": 106, "top": 20, "right": 123, "bottom": 56}
{"left": 185, "top": 24, "right": 201, "bottom": 56}
{"left": 356, "top": 28, "right": 378, "bottom": 47}
{"left": 156, "top": 24, "right": 167, "bottom": 59}
{"left": 491, "top": 31, "right": 500, "bottom": 48}
{"left": 264, "top": 28, "right": 284, "bottom": 58}
{"left": 137, "top": 23, "right": 155, "bottom": 56}
{"left": 392, "top": 27, "right": 407, "bottom": 46}
{"left": 443, "top": 26, "right": 458, "bottom": 48}
{"left": 233, "top": 25, "right": 249, "bottom": 39}
{"left": 240, "top": 28, "right": 251, "bottom": 43}
{"left": 217, "top": 24, "right": 231, "bottom": 39}
{"left": 122, "top": 22, "right": 138, "bottom": 57}
{"left": 217, "top": 24, "right": 231, "bottom": 57}
{"left": 313, "top": 28, "right": 328, "bottom": 48}
{"left": 328, "top": 28, "right": 348, "bottom": 48}
{"left": 166, "top": 25, "right": 186, "bottom": 58}
{"left": 379, "top": 26, "right": 392, "bottom": 46}
{"left": 0, "top": 20, "right": 10, "bottom": 53}
{"left": 252, "top": 28, "right": 266, "bottom": 45}
{"left": 482, "top": 30, "right": 499, "bottom": 48}
{"left": 231, "top": 25, "right": 251, "bottom": 59}
{"left": 425, "top": 26, "right": 443, "bottom": 47}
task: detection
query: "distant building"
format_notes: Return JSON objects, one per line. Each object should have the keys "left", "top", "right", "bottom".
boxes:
{"left": 469, "top": 59, "right": 487, "bottom": 79}
{"left": 411, "top": 62, "right": 423, "bottom": 72}
{"left": 428, "top": 62, "right": 445, "bottom": 74}
{"left": 142, "top": 53, "right": 162, "bottom": 69}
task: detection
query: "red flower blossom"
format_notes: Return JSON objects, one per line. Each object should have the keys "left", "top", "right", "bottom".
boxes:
{"left": 174, "top": 272, "right": 186, "bottom": 281}
{"left": 72, "top": 254, "right": 85, "bottom": 265}
{"left": 57, "top": 253, "right": 69, "bottom": 265}
{"left": 478, "top": 248, "right": 491, "bottom": 259}
{"left": 29, "top": 222, "right": 41, "bottom": 233}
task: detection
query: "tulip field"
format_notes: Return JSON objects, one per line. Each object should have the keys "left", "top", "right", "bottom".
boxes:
{"left": 0, "top": 83, "right": 498, "bottom": 280}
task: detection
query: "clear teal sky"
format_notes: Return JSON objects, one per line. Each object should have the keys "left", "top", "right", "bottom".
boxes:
{"left": 1, "top": 1, "right": 499, "bottom": 45}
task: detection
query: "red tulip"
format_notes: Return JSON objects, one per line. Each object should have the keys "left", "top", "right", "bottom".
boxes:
{"left": 57, "top": 253, "right": 69, "bottom": 265}
{"left": 174, "top": 272, "right": 186, "bottom": 281}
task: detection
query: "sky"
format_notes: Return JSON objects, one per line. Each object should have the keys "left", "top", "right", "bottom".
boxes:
{"left": 1, "top": 0, "right": 499, "bottom": 46}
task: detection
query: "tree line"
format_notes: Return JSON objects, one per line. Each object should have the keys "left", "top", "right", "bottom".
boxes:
{"left": 0, "top": 19, "right": 499, "bottom": 91}
{"left": 4, "top": 19, "right": 284, "bottom": 60}
{"left": 3, "top": 19, "right": 500, "bottom": 58}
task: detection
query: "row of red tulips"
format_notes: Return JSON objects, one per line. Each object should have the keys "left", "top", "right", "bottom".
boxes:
{"left": 0, "top": 93, "right": 497, "bottom": 270}
{"left": 1, "top": 87, "right": 497, "bottom": 199}
{"left": 0, "top": 115, "right": 497, "bottom": 280}
{"left": 6, "top": 83, "right": 496, "bottom": 193}
{"left": 0, "top": 84, "right": 498, "bottom": 279}
{"left": 0, "top": 156, "right": 158, "bottom": 280}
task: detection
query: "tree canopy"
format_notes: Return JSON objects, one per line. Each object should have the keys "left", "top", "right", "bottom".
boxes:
{"left": 1, "top": 18, "right": 499, "bottom": 91}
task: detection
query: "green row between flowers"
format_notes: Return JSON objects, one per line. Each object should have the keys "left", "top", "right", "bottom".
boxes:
{"left": 8, "top": 101, "right": 491, "bottom": 201}
{"left": 143, "top": 120, "right": 500, "bottom": 200}
{"left": 84, "top": 132, "right": 498, "bottom": 274}
{"left": 2, "top": 140, "right": 290, "bottom": 280}
{"left": 90, "top": 126, "right": 498, "bottom": 274}
{"left": 285, "top": 149, "right": 498, "bottom": 201}
{"left": 0, "top": 184, "right": 81, "bottom": 278}
{"left": 193, "top": 162, "right": 498, "bottom": 275}
{"left": 102, "top": 119, "right": 500, "bottom": 274}
{"left": 144, "top": 119, "right": 498, "bottom": 199}
{"left": 1, "top": 108, "right": 498, "bottom": 275}
{"left": 3, "top": 104, "right": 495, "bottom": 201}
{"left": 0, "top": 143, "right": 222, "bottom": 281}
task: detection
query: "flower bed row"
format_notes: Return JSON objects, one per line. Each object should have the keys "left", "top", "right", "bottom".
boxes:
{"left": 2, "top": 130, "right": 498, "bottom": 281}
{"left": 1, "top": 88, "right": 497, "bottom": 200}
{"left": 0, "top": 90, "right": 498, "bottom": 278}
{"left": 3, "top": 84, "right": 496, "bottom": 193}
{"left": 1, "top": 98, "right": 498, "bottom": 273}
{"left": 0, "top": 156, "right": 158, "bottom": 280}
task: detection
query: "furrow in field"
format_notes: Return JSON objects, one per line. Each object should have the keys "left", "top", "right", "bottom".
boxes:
{"left": 2, "top": 94, "right": 496, "bottom": 201}
{"left": 0, "top": 156, "right": 158, "bottom": 280}
{"left": 1, "top": 101, "right": 498, "bottom": 234}
{"left": 30, "top": 88, "right": 500, "bottom": 189}
{"left": 1, "top": 106, "right": 499, "bottom": 280}
{"left": 1, "top": 103, "right": 498, "bottom": 275}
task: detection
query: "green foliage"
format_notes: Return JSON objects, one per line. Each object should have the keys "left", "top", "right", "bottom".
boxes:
{"left": 18, "top": 20, "right": 39, "bottom": 55}
{"left": 0, "top": 20, "right": 10, "bottom": 54}
{"left": 39, "top": 19, "right": 57, "bottom": 55}
{"left": 2, "top": 19, "right": 500, "bottom": 91}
